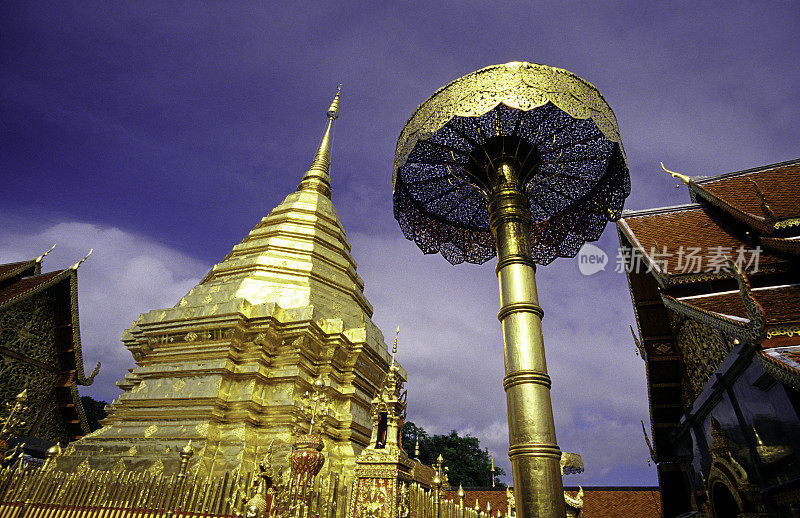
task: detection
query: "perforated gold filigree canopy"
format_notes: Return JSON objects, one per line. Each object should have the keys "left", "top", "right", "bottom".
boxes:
{"left": 393, "top": 61, "right": 631, "bottom": 265}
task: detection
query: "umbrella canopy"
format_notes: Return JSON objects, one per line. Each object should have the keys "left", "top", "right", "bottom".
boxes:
{"left": 393, "top": 62, "right": 630, "bottom": 265}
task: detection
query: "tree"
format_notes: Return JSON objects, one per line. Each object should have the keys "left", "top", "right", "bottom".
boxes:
{"left": 80, "top": 396, "right": 108, "bottom": 432}
{"left": 401, "top": 421, "right": 506, "bottom": 488}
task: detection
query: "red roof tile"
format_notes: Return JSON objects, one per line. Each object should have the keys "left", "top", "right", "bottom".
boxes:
{"left": 0, "top": 260, "right": 37, "bottom": 282}
{"left": 696, "top": 163, "right": 800, "bottom": 224}
{"left": 0, "top": 270, "right": 65, "bottom": 307}
{"left": 443, "top": 487, "right": 662, "bottom": 517}
{"left": 677, "top": 284, "right": 800, "bottom": 328}
{"left": 620, "top": 207, "right": 785, "bottom": 281}
{"left": 580, "top": 488, "right": 661, "bottom": 518}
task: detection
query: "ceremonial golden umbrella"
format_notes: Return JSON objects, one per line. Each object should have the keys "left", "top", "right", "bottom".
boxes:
{"left": 392, "top": 62, "right": 630, "bottom": 518}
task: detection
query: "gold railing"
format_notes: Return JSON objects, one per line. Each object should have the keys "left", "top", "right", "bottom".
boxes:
{"left": 0, "top": 449, "right": 513, "bottom": 518}
{"left": 0, "top": 460, "right": 345, "bottom": 518}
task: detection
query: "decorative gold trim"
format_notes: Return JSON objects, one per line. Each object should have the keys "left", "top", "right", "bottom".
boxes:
{"left": 661, "top": 262, "right": 765, "bottom": 343}
{"left": 393, "top": 61, "right": 625, "bottom": 190}
{"left": 766, "top": 325, "right": 800, "bottom": 339}
{"left": 775, "top": 217, "right": 800, "bottom": 229}
{"left": 757, "top": 350, "right": 800, "bottom": 392}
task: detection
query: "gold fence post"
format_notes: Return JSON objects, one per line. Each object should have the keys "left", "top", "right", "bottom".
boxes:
{"left": 166, "top": 440, "right": 194, "bottom": 517}
{"left": 433, "top": 471, "right": 441, "bottom": 518}
{"left": 16, "top": 443, "right": 61, "bottom": 518}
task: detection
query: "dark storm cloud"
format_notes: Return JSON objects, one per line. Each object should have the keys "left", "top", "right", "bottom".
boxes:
{"left": 2, "top": 1, "right": 799, "bottom": 485}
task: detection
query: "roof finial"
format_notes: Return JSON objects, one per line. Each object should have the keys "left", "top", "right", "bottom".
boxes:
{"left": 297, "top": 85, "right": 341, "bottom": 198}
{"left": 390, "top": 325, "right": 399, "bottom": 366}
{"left": 70, "top": 249, "right": 93, "bottom": 270}
{"left": 35, "top": 244, "right": 56, "bottom": 264}
{"left": 660, "top": 162, "right": 692, "bottom": 188}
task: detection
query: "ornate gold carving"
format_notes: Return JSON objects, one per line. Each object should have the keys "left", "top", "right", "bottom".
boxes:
{"left": 775, "top": 217, "right": 800, "bottom": 229}
{"left": 75, "top": 459, "right": 90, "bottom": 474}
{"left": 394, "top": 62, "right": 624, "bottom": 187}
{"left": 143, "top": 424, "right": 158, "bottom": 438}
{"left": 652, "top": 342, "right": 675, "bottom": 355}
{"left": 675, "top": 315, "right": 731, "bottom": 399}
{"left": 359, "top": 478, "right": 389, "bottom": 518}
{"left": 297, "top": 378, "right": 330, "bottom": 434}
{"left": 147, "top": 457, "right": 164, "bottom": 474}
{"left": 705, "top": 417, "right": 767, "bottom": 516}
{"left": 767, "top": 325, "right": 800, "bottom": 339}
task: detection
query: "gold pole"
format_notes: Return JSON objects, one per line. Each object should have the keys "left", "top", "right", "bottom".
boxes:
{"left": 488, "top": 161, "right": 564, "bottom": 518}
{"left": 166, "top": 441, "right": 194, "bottom": 516}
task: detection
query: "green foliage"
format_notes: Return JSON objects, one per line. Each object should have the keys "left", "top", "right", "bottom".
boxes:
{"left": 401, "top": 421, "right": 506, "bottom": 488}
{"left": 80, "top": 396, "right": 108, "bottom": 432}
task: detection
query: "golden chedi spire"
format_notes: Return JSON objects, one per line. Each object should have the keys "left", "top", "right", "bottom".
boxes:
{"left": 64, "top": 83, "right": 401, "bottom": 479}
{"left": 297, "top": 85, "right": 341, "bottom": 198}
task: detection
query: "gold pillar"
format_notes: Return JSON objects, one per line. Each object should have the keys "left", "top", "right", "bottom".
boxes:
{"left": 488, "top": 162, "right": 564, "bottom": 518}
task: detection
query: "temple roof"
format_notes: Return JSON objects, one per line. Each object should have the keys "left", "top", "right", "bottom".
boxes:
{"left": 618, "top": 206, "right": 789, "bottom": 285}
{"left": 0, "top": 259, "right": 39, "bottom": 284}
{"left": 0, "top": 257, "right": 99, "bottom": 442}
{"left": 620, "top": 159, "right": 800, "bottom": 462}
{"left": 0, "top": 263, "right": 99, "bottom": 387}
{"left": 0, "top": 270, "right": 65, "bottom": 308}
{"left": 619, "top": 160, "right": 800, "bottom": 287}
{"left": 692, "top": 160, "right": 800, "bottom": 232}
{"left": 676, "top": 284, "right": 800, "bottom": 331}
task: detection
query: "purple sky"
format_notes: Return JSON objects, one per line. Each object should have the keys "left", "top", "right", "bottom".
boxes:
{"left": 2, "top": 2, "right": 799, "bottom": 486}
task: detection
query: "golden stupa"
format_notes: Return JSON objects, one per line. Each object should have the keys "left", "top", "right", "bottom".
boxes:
{"left": 60, "top": 88, "right": 404, "bottom": 477}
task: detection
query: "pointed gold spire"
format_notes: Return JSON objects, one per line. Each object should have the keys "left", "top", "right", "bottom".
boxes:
{"left": 660, "top": 162, "right": 692, "bottom": 188}
{"left": 298, "top": 85, "right": 341, "bottom": 199}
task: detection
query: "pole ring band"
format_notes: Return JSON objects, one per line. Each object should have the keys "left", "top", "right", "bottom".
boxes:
{"left": 503, "top": 370, "right": 551, "bottom": 390}
{"left": 495, "top": 255, "right": 536, "bottom": 274}
{"left": 497, "top": 302, "right": 544, "bottom": 321}
{"left": 507, "top": 443, "right": 562, "bottom": 460}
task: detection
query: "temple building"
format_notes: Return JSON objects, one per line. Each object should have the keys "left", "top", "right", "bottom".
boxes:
{"left": 0, "top": 249, "right": 100, "bottom": 453}
{"left": 618, "top": 159, "right": 800, "bottom": 517}
{"left": 59, "top": 89, "right": 404, "bottom": 478}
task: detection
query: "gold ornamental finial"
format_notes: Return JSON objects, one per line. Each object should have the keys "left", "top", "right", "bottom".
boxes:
{"left": 180, "top": 440, "right": 194, "bottom": 458}
{"left": 35, "top": 244, "right": 56, "bottom": 264}
{"left": 298, "top": 85, "right": 341, "bottom": 199}
{"left": 660, "top": 162, "right": 692, "bottom": 188}
{"left": 70, "top": 249, "right": 93, "bottom": 270}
